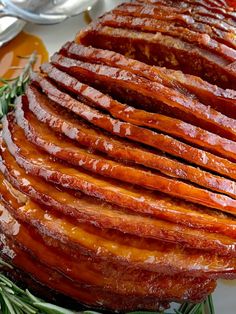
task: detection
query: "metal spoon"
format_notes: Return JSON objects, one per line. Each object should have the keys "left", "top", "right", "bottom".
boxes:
{"left": 0, "top": 0, "right": 97, "bottom": 46}
{"left": 0, "top": 0, "right": 97, "bottom": 24}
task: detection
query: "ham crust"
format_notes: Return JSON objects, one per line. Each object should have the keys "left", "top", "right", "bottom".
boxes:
{"left": 61, "top": 42, "right": 236, "bottom": 119}
{"left": 0, "top": 235, "right": 170, "bottom": 311}
{"left": 114, "top": 3, "right": 236, "bottom": 33}
{"left": 50, "top": 53, "right": 236, "bottom": 141}
{"left": 4, "top": 104, "right": 236, "bottom": 219}
{"left": 111, "top": 5, "right": 236, "bottom": 50}
{"left": 135, "top": 1, "right": 236, "bottom": 26}
{"left": 78, "top": 2, "right": 236, "bottom": 88}
{"left": 3, "top": 132, "right": 236, "bottom": 245}
{"left": 29, "top": 72, "right": 236, "bottom": 180}
{"left": 99, "top": 13, "right": 236, "bottom": 60}
{"left": 3, "top": 120, "right": 236, "bottom": 255}
{"left": 15, "top": 96, "right": 236, "bottom": 201}
{"left": 0, "top": 201, "right": 218, "bottom": 301}
{"left": 0, "top": 173, "right": 236, "bottom": 280}
{"left": 0, "top": 236, "right": 214, "bottom": 309}
{"left": 78, "top": 25, "right": 236, "bottom": 89}
{"left": 4, "top": 110, "right": 236, "bottom": 248}
{"left": 39, "top": 61, "right": 236, "bottom": 161}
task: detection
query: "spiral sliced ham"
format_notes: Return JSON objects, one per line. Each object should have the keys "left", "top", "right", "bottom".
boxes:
{"left": 78, "top": 1, "right": 236, "bottom": 88}
{"left": 1, "top": 0, "right": 236, "bottom": 311}
{"left": 3, "top": 143, "right": 236, "bottom": 257}
{"left": 1, "top": 169, "right": 236, "bottom": 282}
{"left": 60, "top": 42, "right": 236, "bottom": 119}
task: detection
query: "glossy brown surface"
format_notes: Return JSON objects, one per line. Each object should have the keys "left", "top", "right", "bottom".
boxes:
{"left": 2, "top": 112, "right": 236, "bottom": 255}
{"left": 30, "top": 72, "right": 236, "bottom": 178}
{"left": 58, "top": 43, "right": 236, "bottom": 157}
{"left": 1, "top": 1, "right": 236, "bottom": 310}
{"left": 99, "top": 14, "right": 236, "bottom": 59}
{"left": 61, "top": 42, "right": 236, "bottom": 120}
{"left": 130, "top": 1, "right": 236, "bottom": 28}
{"left": 0, "top": 32, "right": 48, "bottom": 80}
{"left": 11, "top": 90, "right": 234, "bottom": 215}
{"left": 16, "top": 96, "right": 236, "bottom": 204}
{"left": 78, "top": 1, "right": 236, "bottom": 88}
{"left": 1, "top": 199, "right": 216, "bottom": 300}
{"left": 5, "top": 102, "right": 236, "bottom": 222}
{"left": 0, "top": 223, "right": 170, "bottom": 311}
{"left": 0, "top": 172, "right": 234, "bottom": 283}
{"left": 50, "top": 53, "right": 236, "bottom": 142}
{"left": 2, "top": 128, "right": 236, "bottom": 247}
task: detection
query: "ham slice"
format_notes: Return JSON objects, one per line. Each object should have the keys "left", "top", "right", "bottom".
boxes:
{"left": 113, "top": 3, "right": 236, "bottom": 33}
{"left": 61, "top": 42, "right": 236, "bottom": 119}
{"left": 0, "top": 232, "right": 170, "bottom": 311}
{"left": 15, "top": 96, "right": 236, "bottom": 201}
{"left": 0, "top": 204, "right": 216, "bottom": 308}
{"left": 135, "top": 0, "right": 236, "bottom": 25}
{"left": 1, "top": 199, "right": 212, "bottom": 300}
{"left": 78, "top": 2, "right": 236, "bottom": 88}
{"left": 27, "top": 75, "right": 236, "bottom": 182}
{"left": 114, "top": 5, "right": 236, "bottom": 50}
{"left": 7, "top": 92, "right": 236, "bottom": 214}
{"left": 99, "top": 13, "right": 236, "bottom": 60}
{"left": 3, "top": 132, "right": 236, "bottom": 246}
{"left": 2, "top": 118, "right": 236, "bottom": 254}
{"left": 3, "top": 111, "right": 236, "bottom": 243}
{"left": 50, "top": 53, "right": 236, "bottom": 141}
{"left": 1, "top": 173, "right": 236, "bottom": 280}
{"left": 39, "top": 61, "right": 236, "bottom": 160}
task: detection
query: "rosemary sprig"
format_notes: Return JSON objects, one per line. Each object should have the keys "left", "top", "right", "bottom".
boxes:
{"left": 0, "top": 258, "right": 215, "bottom": 314}
{"left": 0, "top": 52, "right": 37, "bottom": 119}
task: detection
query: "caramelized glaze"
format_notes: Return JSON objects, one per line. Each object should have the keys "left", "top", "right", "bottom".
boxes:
{"left": 51, "top": 52, "right": 236, "bottom": 142}
{"left": 3, "top": 124, "right": 236, "bottom": 256}
{"left": 16, "top": 96, "right": 236, "bottom": 201}
{"left": 0, "top": 32, "right": 48, "bottom": 80}
{"left": 0, "top": 198, "right": 218, "bottom": 301}
{"left": 0, "top": 171, "right": 236, "bottom": 281}
{"left": 62, "top": 41, "right": 236, "bottom": 120}
{"left": 1, "top": 0, "right": 236, "bottom": 310}
{"left": 78, "top": 1, "right": 236, "bottom": 88}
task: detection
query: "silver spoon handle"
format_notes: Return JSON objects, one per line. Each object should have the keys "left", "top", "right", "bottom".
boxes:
{"left": 1, "top": 1, "right": 68, "bottom": 24}
{"left": 0, "top": 3, "right": 14, "bottom": 18}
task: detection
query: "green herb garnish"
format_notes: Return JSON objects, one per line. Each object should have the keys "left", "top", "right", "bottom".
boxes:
{"left": 0, "top": 51, "right": 37, "bottom": 119}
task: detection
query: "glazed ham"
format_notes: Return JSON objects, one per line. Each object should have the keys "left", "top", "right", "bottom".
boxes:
{"left": 79, "top": 0, "right": 236, "bottom": 89}
{"left": 60, "top": 42, "right": 236, "bottom": 119}
{"left": 1, "top": 0, "right": 236, "bottom": 312}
